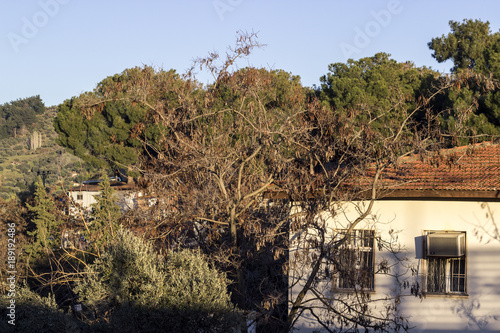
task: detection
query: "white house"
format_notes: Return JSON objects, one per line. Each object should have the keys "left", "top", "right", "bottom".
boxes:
{"left": 289, "top": 143, "right": 500, "bottom": 332}
{"left": 67, "top": 180, "right": 138, "bottom": 217}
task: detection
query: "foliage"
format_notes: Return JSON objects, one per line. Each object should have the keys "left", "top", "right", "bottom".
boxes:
{"left": 0, "top": 95, "right": 46, "bottom": 139}
{"left": 428, "top": 19, "right": 500, "bottom": 144}
{"left": 429, "top": 19, "right": 500, "bottom": 75}
{"left": 0, "top": 284, "right": 80, "bottom": 333}
{"left": 318, "top": 52, "right": 443, "bottom": 136}
{"left": 74, "top": 227, "right": 243, "bottom": 332}
{"left": 25, "top": 177, "right": 62, "bottom": 257}
{"left": 53, "top": 67, "right": 191, "bottom": 170}
{"left": 88, "top": 176, "right": 121, "bottom": 252}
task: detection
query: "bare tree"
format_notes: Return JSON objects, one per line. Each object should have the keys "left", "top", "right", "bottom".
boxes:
{"left": 284, "top": 73, "right": 463, "bottom": 331}
{"left": 62, "top": 33, "right": 491, "bottom": 332}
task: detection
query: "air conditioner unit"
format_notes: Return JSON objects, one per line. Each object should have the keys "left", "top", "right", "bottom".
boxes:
{"left": 426, "top": 232, "right": 465, "bottom": 257}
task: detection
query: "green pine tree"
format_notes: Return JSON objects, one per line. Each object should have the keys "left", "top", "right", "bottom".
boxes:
{"left": 89, "top": 175, "right": 121, "bottom": 252}
{"left": 429, "top": 19, "right": 500, "bottom": 142}
{"left": 25, "top": 177, "right": 61, "bottom": 257}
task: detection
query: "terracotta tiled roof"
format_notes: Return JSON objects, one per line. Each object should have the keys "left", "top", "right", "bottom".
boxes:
{"left": 371, "top": 143, "right": 500, "bottom": 193}
{"left": 264, "top": 143, "right": 500, "bottom": 200}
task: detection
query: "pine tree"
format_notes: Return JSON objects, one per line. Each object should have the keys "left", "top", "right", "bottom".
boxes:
{"left": 89, "top": 175, "right": 121, "bottom": 252}
{"left": 428, "top": 19, "right": 500, "bottom": 141}
{"left": 25, "top": 177, "right": 61, "bottom": 257}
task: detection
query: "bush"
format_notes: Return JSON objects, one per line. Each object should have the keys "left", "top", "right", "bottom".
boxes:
{"left": 0, "top": 285, "right": 80, "bottom": 333}
{"left": 75, "top": 227, "right": 243, "bottom": 332}
{"left": 17, "top": 165, "right": 30, "bottom": 174}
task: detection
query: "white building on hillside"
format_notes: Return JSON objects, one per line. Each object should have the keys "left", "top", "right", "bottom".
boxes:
{"left": 67, "top": 180, "right": 137, "bottom": 217}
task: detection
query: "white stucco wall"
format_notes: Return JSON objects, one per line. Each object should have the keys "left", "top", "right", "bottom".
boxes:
{"left": 290, "top": 199, "right": 500, "bottom": 332}
{"left": 68, "top": 190, "right": 100, "bottom": 216}
{"left": 67, "top": 189, "right": 139, "bottom": 217}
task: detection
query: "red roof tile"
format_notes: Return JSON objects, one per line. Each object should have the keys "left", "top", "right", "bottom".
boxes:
{"left": 370, "top": 143, "right": 500, "bottom": 193}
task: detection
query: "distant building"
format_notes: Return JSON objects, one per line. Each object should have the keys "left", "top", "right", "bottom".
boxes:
{"left": 67, "top": 180, "right": 138, "bottom": 218}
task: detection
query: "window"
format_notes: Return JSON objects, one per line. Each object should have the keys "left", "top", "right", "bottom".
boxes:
{"left": 76, "top": 194, "right": 83, "bottom": 201}
{"left": 424, "top": 231, "right": 467, "bottom": 295}
{"left": 332, "top": 229, "right": 375, "bottom": 291}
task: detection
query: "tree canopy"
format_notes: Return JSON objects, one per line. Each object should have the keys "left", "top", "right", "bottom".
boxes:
{"left": 0, "top": 95, "right": 45, "bottom": 138}
{"left": 318, "top": 52, "right": 443, "bottom": 135}
{"left": 429, "top": 19, "right": 500, "bottom": 76}
{"left": 429, "top": 19, "right": 500, "bottom": 142}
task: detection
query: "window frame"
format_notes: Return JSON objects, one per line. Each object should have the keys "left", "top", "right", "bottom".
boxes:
{"left": 331, "top": 229, "right": 375, "bottom": 292}
{"left": 423, "top": 230, "right": 468, "bottom": 296}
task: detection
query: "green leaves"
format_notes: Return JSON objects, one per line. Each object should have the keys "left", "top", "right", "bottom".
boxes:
{"left": 428, "top": 20, "right": 500, "bottom": 141}
{"left": 75, "top": 227, "right": 242, "bottom": 332}
{"left": 319, "top": 52, "right": 440, "bottom": 141}
{"left": 54, "top": 66, "right": 196, "bottom": 171}
{"left": 25, "top": 177, "right": 61, "bottom": 256}
{"left": 54, "top": 97, "right": 144, "bottom": 170}
{"left": 163, "top": 249, "right": 232, "bottom": 312}
{"left": 0, "top": 95, "right": 45, "bottom": 139}
{"left": 88, "top": 176, "right": 121, "bottom": 253}
{"left": 429, "top": 19, "right": 499, "bottom": 75}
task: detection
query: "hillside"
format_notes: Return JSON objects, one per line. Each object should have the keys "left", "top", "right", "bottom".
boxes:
{"left": 0, "top": 106, "right": 87, "bottom": 201}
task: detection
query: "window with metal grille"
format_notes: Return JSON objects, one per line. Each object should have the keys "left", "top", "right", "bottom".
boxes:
{"left": 332, "top": 229, "right": 375, "bottom": 291}
{"left": 425, "top": 231, "right": 467, "bottom": 295}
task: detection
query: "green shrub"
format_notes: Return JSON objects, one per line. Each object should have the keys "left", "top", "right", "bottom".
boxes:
{"left": 75, "top": 227, "right": 243, "bottom": 332}
{"left": 0, "top": 285, "right": 80, "bottom": 333}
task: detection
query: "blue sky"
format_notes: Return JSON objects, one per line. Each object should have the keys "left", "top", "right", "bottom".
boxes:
{"left": 2, "top": 0, "right": 500, "bottom": 107}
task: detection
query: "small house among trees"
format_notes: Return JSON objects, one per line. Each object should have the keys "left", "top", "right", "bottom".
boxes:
{"left": 67, "top": 179, "right": 137, "bottom": 217}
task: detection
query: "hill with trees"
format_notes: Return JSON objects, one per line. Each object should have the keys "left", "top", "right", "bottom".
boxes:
{"left": 0, "top": 97, "right": 87, "bottom": 201}
{"left": 0, "top": 95, "right": 45, "bottom": 139}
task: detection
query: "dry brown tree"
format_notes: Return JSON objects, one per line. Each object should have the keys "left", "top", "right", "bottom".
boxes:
{"left": 53, "top": 33, "right": 496, "bottom": 332}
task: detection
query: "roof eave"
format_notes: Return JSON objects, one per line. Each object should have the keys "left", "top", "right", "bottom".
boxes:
{"left": 376, "top": 189, "right": 500, "bottom": 201}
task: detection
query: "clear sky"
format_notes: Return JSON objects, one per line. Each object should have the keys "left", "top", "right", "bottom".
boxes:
{"left": 2, "top": 0, "right": 500, "bottom": 107}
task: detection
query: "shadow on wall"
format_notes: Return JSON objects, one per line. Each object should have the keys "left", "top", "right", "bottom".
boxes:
{"left": 452, "top": 298, "right": 500, "bottom": 331}
{"left": 407, "top": 246, "right": 500, "bottom": 332}
{"left": 468, "top": 202, "right": 500, "bottom": 244}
